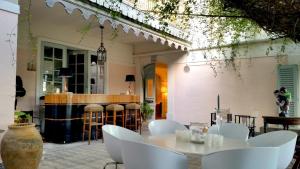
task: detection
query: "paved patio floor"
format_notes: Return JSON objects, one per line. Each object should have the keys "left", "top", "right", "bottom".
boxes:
{"left": 40, "top": 141, "right": 121, "bottom": 169}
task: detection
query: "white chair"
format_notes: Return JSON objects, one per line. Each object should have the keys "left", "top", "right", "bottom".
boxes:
{"left": 208, "top": 123, "right": 249, "bottom": 141}
{"left": 247, "top": 130, "right": 297, "bottom": 169}
{"left": 148, "top": 120, "right": 188, "bottom": 136}
{"left": 207, "top": 125, "right": 219, "bottom": 134}
{"left": 202, "top": 147, "right": 280, "bottom": 169}
{"left": 102, "top": 125, "right": 144, "bottom": 169}
{"left": 121, "top": 139, "right": 188, "bottom": 169}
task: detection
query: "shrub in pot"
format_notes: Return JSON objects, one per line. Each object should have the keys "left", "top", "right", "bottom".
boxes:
{"left": 14, "top": 111, "right": 31, "bottom": 123}
{"left": 141, "top": 102, "right": 154, "bottom": 121}
{"left": 1, "top": 123, "right": 43, "bottom": 169}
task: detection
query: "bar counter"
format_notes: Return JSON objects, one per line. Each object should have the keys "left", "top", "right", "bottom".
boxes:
{"left": 44, "top": 93, "right": 139, "bottom": 143}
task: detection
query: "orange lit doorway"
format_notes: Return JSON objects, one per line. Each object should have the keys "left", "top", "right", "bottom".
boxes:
{"left": 143, "top": 63, "right": 168, "bottom": 119}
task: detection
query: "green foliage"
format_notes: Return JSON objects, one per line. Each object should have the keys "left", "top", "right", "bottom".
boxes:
{"left": 78, "top": 17, "right": 96, "bottom": 44}
{"left": 141, "top": 102, "right": 154, "bottom": 121}
{"left": 143, "top": 0, "right": 268, "bottom": 76}
{"left": 151, "top": 0, "right": 195, "bottom": 30}
{"left": 206, "top": 0, "right": 260, "bottom": 45}
{"left": 204, "top": 0, "right": 260, "bottom": 76}
{"left": 14, "top": 111, "right": 32, "bottom": 123}
{"left": 19, "top": 0, "right": 37, "bottom": 55}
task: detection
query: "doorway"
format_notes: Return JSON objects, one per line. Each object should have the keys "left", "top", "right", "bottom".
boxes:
{"left": 143, "top": 63, "right": 168, "bottom": 119}
{"left": 155, "top": 63, "right": 168, "bottom": 119}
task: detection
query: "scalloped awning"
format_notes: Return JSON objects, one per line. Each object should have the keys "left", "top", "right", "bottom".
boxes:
{"left": 45, "top": 0, "right": 191, "bottom": 50}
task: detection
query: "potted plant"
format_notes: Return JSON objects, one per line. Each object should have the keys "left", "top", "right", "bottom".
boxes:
{"left": 14, "top": 111, "right": 32, "bottom": 123}
{"left": 1, "top": 112, "right": 43, "bottom": 169}
{"left": 141, "top": 102, "right": 154, "bottom": 122}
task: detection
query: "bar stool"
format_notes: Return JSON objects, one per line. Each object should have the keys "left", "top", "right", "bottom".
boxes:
{"left": 125, "top": 103, "right": 142, "bottom": 134}
{"left": 105, "top": 104, "right": 125, "bottom": 127}
{"left": 82, "top": 104, "right": 104, "bottom": 145}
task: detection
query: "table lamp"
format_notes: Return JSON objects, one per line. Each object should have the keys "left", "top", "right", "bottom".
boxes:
{"left": 125, "top": 74, "right": 135, "bottom": 95}
{"left": 59, "top": 67, "right": 72, "bottom": 93}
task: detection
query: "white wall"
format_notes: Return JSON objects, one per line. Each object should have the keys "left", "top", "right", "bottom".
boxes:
{"left": 171, "top": 56, "right": 278, "bottom": 128}
{"left": 166, "top": 40, "right": 300, "bottom": 130}
{"left": 0, "top": 5, "right": 18, "bottom": 131}
{"left": 0, "top": 2, "right": 19, "bottom": 163}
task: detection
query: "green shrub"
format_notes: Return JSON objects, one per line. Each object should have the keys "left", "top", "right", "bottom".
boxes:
{"left": 14, "top": 111, "right": 31, "bottom": 123}
{"left": 141, "top": 102, "right": 154, "bottom": 121}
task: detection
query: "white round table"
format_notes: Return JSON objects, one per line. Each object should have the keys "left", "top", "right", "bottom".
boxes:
{"left": 145, "top": 134, "right": 250, "bottom": 169}
{"left": 146, "top": 134, "right": 250, "bottom": 156}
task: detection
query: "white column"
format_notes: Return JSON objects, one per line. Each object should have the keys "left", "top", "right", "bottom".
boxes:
{"left": 0, "top": 0, "right": 19, "bottom": 160}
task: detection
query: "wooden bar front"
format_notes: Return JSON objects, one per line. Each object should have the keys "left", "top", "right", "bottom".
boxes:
{"left": 44, "top": 93, "right": 140, "bottom": 143}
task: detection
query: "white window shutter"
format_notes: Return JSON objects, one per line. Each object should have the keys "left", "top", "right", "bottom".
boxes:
{"left": 278, "top": 65, "right": 298, "bottom": 117}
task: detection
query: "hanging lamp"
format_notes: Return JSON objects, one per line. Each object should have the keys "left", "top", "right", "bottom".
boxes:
{"left": 97, "top": 25, "right": 107, "bottom": 63}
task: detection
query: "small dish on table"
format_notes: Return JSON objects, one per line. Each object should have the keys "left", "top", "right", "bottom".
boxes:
{"left": 189, "top": 122, "right": 209, "bottom": 144}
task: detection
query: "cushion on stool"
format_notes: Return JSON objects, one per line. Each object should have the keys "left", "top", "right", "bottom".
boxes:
{"left": 125, "top": 103, "right": 140, "bottom": 110}
{"left": 106, "top": 104, "right": 124, "bottom": 111}
{"left": 84, "top": 104, "right": 103, "bottom": 112}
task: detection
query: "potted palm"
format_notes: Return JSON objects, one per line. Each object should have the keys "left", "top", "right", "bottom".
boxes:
{"left": 140, "top": 102, "right": 154, "bottom": 132}
{"left": 141, "top": 102, "right": 154, "bottom": 122}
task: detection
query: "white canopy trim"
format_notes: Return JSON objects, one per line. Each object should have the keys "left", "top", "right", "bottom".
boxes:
{"left": 45, "top": 0, "right": 191, "bottom": 50}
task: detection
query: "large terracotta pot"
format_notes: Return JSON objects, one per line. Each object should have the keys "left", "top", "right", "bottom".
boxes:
{"left": 1, "top": 123, "right": 43, "bottom": 169}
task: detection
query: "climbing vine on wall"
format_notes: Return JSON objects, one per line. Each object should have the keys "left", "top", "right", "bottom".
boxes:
{"left": 135, "top": 0, "right": 294, "bottom": 76}
{"left": 19, "top": 0, "right": 37, "bottom": 70}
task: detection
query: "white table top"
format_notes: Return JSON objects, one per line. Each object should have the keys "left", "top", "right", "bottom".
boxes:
{"left": 145, "top": 134, "right": 250, "bottom": 156}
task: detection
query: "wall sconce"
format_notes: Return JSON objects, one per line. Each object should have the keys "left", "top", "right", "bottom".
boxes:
{"left": 27, "top": 60, "right": 36, "bottom": 71}
{"left": 184, "top": 64, "right": 190, "bottom": 73}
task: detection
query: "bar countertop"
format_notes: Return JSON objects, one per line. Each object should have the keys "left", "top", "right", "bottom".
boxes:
{"left": 45, "top": 93, "right": 140, "bottom": 105}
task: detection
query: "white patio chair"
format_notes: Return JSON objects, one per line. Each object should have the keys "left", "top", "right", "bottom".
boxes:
{"left": 207, "top": 125, "right": 219, "bottom": 134}
{"left": 121, "top": 139, "right": 188, "bottom": 169}
{"left": 102, "top": 125, "right": 144, "bottom": 169}
{"left": 247, "top": 130, "right": 297, "bottom": 169}
{"left": 201, "top": 147, "right": 280, "bottom": 169}
{"left": 208, "top": 123, "right": 249, "bottom": 141}
{"left": 148, "top": 120, "right": 188, "bottom": 136}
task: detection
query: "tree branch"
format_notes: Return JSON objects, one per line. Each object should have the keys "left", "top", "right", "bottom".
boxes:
{"left": 141, "top": 10, "right": 249, "bottom": 19}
